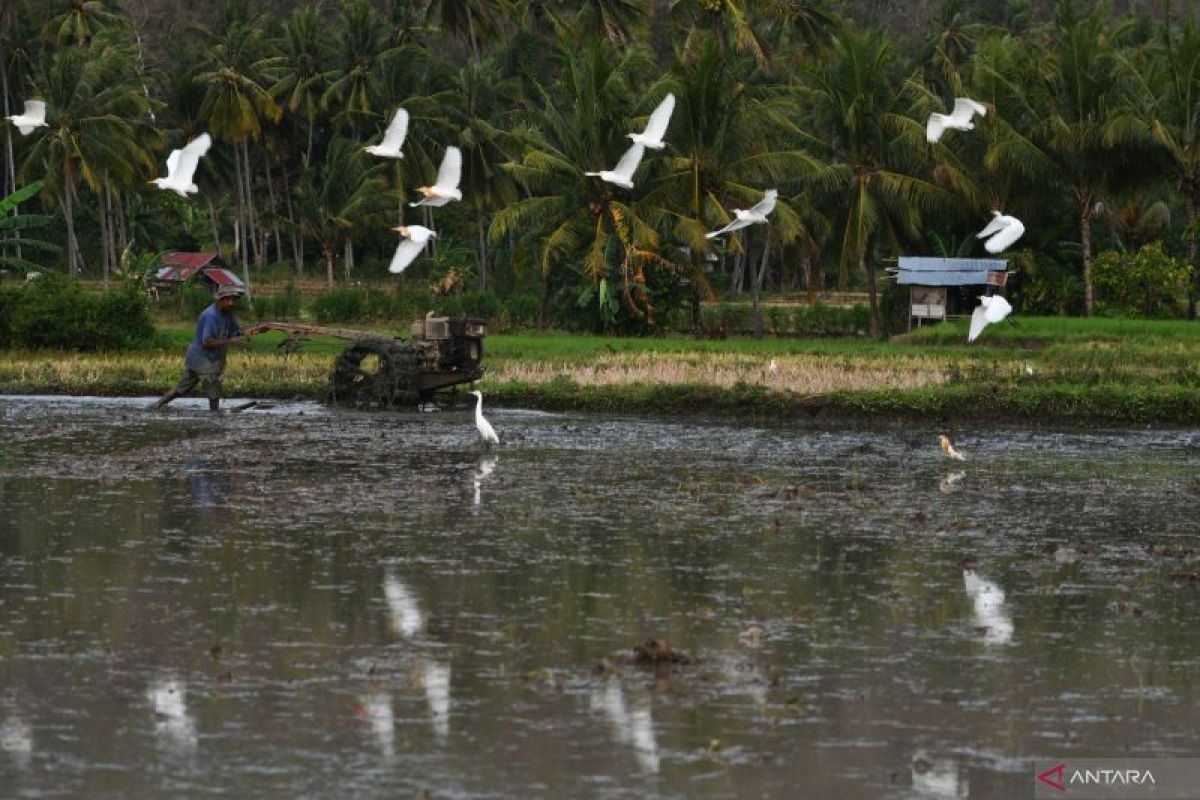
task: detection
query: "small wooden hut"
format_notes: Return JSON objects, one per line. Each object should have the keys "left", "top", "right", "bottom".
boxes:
{"left": 891, "top": 257, "right": 1008, "bottom": 330}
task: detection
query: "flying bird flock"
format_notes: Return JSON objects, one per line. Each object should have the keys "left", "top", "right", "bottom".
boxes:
{"left": 924, "top": 97, "right": 1024, "bottom": 342}
{"left": 584, "top": 93, "right": 676, "bottom": 189}
{"left": 6, "top": 88, "right": 1037, "bottom": 446}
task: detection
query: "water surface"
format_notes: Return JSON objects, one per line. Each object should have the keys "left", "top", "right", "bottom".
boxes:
{"left": 1, "top": 395, "right": 1198, "bottom": 798}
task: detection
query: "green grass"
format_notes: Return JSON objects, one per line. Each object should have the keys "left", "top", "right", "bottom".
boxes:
{"left": 5, "top": 316, "right": 1200, "bottom": 423}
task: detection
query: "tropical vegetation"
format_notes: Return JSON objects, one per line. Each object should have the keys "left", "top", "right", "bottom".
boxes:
{"left": 0, "top": 0, "right": 1197, "bottom": 336}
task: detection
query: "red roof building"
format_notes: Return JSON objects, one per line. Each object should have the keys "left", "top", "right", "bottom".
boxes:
{"left": 154, "top": 252, "right": 244, "bottom": 291}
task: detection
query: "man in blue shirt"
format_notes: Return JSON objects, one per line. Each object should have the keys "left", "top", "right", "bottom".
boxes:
{"left": 151, "top": 285, "right": 262, "bottom": 411}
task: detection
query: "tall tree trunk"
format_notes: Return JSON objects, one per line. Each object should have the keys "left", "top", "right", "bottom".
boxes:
{"left": 731, "top": 247, "right": 745, "bottom": 294}
{"left": 234, "top": 219, "right": 251, "bottom": 295}
{"left": 477, "top": 214, "right": 487, "bottom": 291}
{"left": 465, "top": 3, "right": 481, "bottom": 64}
{"left": 281, "top": 166, "right": 302, "bottom": 276}
{"left": 232, "top": 141, "right": 249, "bottom": 276}
{"left": 207, "top": 195, "right": 222, "bottom": 254}
{"left": 804, "top": 256, "right": 817, "bottom": 306}
{"left": 0, "top": 43, "right": 10, "bottom": 198}
{"left": 242, "top": 140, "right": 262, "bottom": 270}
{"left": 752, "top": 235, "right": 770, "bottom": 340}
{"left": 264, "top": 151, "right": 284, "bottom": 265}
{"left": 98, "top": 187, "right": 111, "bottom": 287}
{"left": 863, "top": 251, "right": 880, "bottom": 339}
{"left": 1184, "top": 188, "right": 1198, "bottom": 320}
{"left": 305, "top": 116, "right": 314, "bottom": 167}
{"left": 1080, "top": 203, "right": 1094, "bottom": 317}
{"left": 324, "top": 244, "right": 334, "bottom": 288}
{"left": 649, "top": 0, "right": 672, "bottom": 66}
{"left": 424, "top": 206, "right": 437, "bottom": 258}
{"left": 343, "top": 238, "right": 354, "bottom": 282}
{"left": 2, "top": 47, "right": 20, "bottom": 262}
{"left": 109, "top": 188, "right": 119, "bottom": 278}
{"left": 116, "top": 192, "right": 128, "bottom": 255}
{"left": 61, "top": 163, "right": 83, "bottom": 277}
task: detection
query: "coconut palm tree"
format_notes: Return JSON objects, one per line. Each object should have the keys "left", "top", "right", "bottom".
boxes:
{"left": 294, "top": 136, "right": 390, "bottom": 287}
{"left": 423, "top": 0, "right": 499, "bottom": 64}
{"left": 21, "top": 32, "right": 159, "bottom": 276}
{"left": 322, "top": 1, "right": 400, "bottom": 136}
{"left": 801, "top": 27, "right": 948, "bottom": 338}
{"left": 1120, "top": 8, "right": 1200, "bottom": 316}
{"left": 268, "top": 5, "right": 332, "bottom": 167}
{"left": 491, "top": 41, "right": 673, "bottom": 328}
{"left": 642, "top": 38, "right": 815, "bottom": 332}
{"left": 196, "top": 5, "right": 281, "bottom": 277}
{"left": 672, "top": 0, "right": 772, "bottom": 68}
{"left": 450, "top": 58, "right": 521, "bottom": 290}
{"left": 1015, "top": 9, "right": 1143, "bottom": 316}
{"left": 42, "top": 0, "right": 125, "bottom": 47}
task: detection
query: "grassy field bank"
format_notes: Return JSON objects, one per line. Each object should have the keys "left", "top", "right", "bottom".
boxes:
{"left": 1, "top": 316, "right": 1198, "bottom": 423}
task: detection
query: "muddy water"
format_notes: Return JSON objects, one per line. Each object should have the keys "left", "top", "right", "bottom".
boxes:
{"left": 1, "top": 395, "right": 1198, "bottom": 798}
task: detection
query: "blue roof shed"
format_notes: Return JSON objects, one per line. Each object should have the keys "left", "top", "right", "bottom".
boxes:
{"left": 895, "top": 257, "right": 1007, "bottom": 286}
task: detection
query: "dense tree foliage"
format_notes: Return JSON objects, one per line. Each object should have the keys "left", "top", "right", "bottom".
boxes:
{"left": 0, "top": 0, "right": 1196, "bottom": 333}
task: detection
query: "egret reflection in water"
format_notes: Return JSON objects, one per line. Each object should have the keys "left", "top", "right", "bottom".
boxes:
{"left": 0, "top": 715, "right": 32, "bottom": 769}
{"left": 360, "top": 690, "right": 395, "bottom": 759}
{"left": 963, "top": 570, "right": 1014, "bottom": 645}
{"left": 911, "top": 751, "right": 969, "bottom": 798}
{"left": 383, "top": 569, "right": 424, "bottom": 638}
{"left": 473, "top": 454, "right": 497, "bottom": 507}
{"left": 421, "top": 659, "right": 451, "bottom": 741}
{"left": 147, "top": 676, "right": 198, "bottom": 752}
{"left": 589, "top": 677, "right": 660, "bottom": 774}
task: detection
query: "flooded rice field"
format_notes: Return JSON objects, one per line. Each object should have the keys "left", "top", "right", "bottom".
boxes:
{"left": 1, "top": 395, "right": 1199, "bottom": 798}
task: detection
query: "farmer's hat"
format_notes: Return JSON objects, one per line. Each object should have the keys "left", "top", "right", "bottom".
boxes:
{"left": 215, "top": 285, "right": 245, "bottom": 300}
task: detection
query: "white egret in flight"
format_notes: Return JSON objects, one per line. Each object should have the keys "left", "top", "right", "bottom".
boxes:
{"left": 976, "top": 210, "right": 1025, "bottom": 253}
{"left": 705, "top": 190, "right": 778, "bottom": 239}
{"left": 410, "top": 146, "right": 462, "bottom": 206}
{"left": 926, "top": 97, "right": 987, "bottom": 143}
{"left": 628, "top": 93, "right": 675, "bottom": 150}
{"left": 967, "top": 295, "right": 1013, "bottom": 342}
{"left": 387, "top": 225, "right": 436, "bottom": 274}
{"left": 152, "top": 133, "right": 213, "bottom": 198}
{"left": 584, "top": 142, "right": 645, "bottom": 189}
{"left": 364, "top": 108, "right": 409, "bottom": 158}
{"left": 6, "top": 99, "right": 47, "bottom": 136}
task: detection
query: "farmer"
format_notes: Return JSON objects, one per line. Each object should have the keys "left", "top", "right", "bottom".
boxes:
{"left": 151, "top": 285, "right": 261, "bottom": 412}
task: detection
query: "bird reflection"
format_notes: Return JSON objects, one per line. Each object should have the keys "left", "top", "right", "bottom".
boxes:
{"left": 939, "top": 471, "right": 965, "bottom": 494}
{"left": 589, "top": 676, "right": 660, "bottom": 774}
{"left": 0, "top": 715, "right": 32, "bottom": 769}
{"left": 911, "top": 751, "right": 969, "bottom": 798}
{"left": 473, "top": 454, "right": 497, "bottom": 507}
{"left": 147, "top": 676, "right": 198, "bottom": 751}
{"left": 186, "top": 462, "right": 234, "bottom": 522}
{"left": 421, "top": 659, "right": 451, "bottom": 741}
{"left": 360, "top": 690, "right": 395, "bottom": 759}
{"left": 963, "top": 569, "right": 1014, "bottom": 645}
{"left": 383, "top": 569, "right": 424, "bottom": 638}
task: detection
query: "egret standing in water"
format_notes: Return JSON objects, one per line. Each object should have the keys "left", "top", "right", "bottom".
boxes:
{"left": 470, "top": 390, "right": 499, "bottom": 445}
